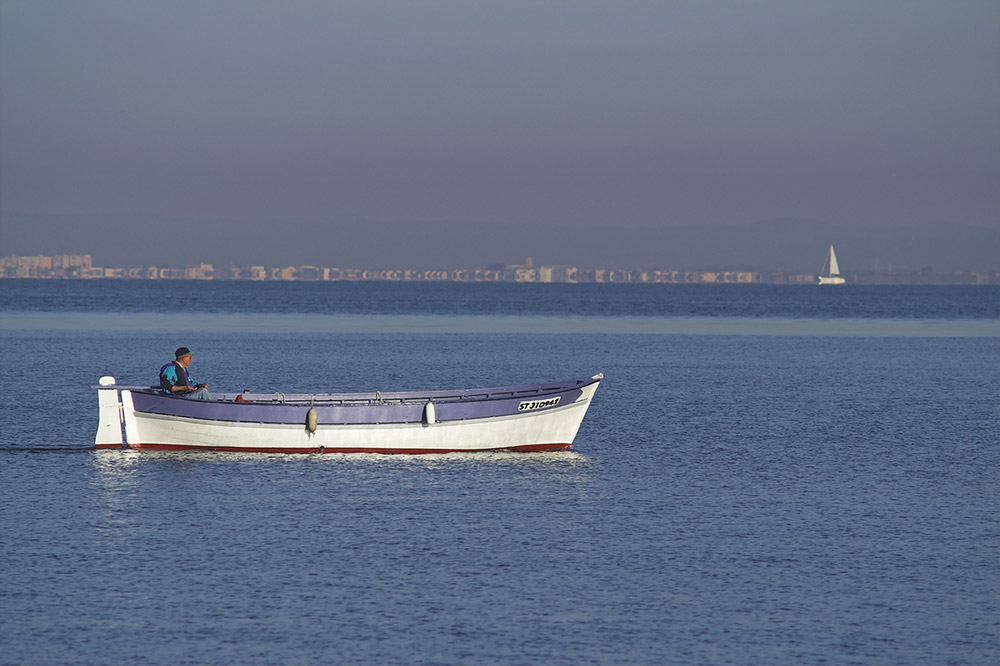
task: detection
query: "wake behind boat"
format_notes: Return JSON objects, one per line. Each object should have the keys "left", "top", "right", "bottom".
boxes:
{"left": 95, "top": 374, "right": 602, "bottom": 454}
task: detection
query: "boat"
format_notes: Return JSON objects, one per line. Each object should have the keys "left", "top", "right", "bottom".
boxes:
{"left": 95, "top": 373, "right": 603, "bottom": 454}
{"left": 817, "top": 244, "right": 846, "bottom": 285}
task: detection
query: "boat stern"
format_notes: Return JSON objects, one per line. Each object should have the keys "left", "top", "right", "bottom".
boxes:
{"left": 95, "top": 376, "right": 125, "bottom": 448}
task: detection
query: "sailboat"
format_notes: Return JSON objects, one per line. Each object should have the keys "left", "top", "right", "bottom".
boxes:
{"left": 817, "top": 244, "right": 846, "bottom": 285}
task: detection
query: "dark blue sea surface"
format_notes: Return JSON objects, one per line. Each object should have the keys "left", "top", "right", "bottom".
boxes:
{"left": 2, "top": 279, "right": 998, "bottom": 318}
{"left": 1, "top": 281, "right": 997, "bottom": 665}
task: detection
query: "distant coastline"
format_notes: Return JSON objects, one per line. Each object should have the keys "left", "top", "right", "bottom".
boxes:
{"left": 2, "top": 253, "right": 997, "bottom": 285}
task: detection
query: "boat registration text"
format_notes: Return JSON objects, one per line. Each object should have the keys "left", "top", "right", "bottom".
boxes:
{"left": 518, "top": 397, "right": 561, "bottom": 411}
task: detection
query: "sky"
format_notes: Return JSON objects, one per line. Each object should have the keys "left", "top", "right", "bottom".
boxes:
{"left": 1, "top": 0, "right": 998, "bottom": 273}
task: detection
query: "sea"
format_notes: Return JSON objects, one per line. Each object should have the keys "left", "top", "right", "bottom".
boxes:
{"left": 1, "top": 280, "right": 997, "bottom": 666}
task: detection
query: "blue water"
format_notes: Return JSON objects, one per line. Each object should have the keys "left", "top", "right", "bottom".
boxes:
{"left": 1, "top": 281, "right": 998, "bottom": 665}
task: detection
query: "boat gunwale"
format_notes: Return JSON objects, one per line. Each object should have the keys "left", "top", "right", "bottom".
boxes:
{"left": 102, "top": 374, "right": 602, "bottom": 407}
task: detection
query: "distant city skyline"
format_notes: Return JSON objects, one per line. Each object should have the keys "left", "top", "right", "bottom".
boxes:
{"left": 2, "top": 216, "right": 999, "bottom": 275}
{"left": 2, "top": 2, "right": 998, "bottom": 273}
{"left": 4, "top": 252, "right": 996, "bottom": 285}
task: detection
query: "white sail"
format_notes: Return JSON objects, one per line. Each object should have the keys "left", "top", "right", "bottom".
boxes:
{"left": 828, "top": 245, "right": 840, "bottom": 275}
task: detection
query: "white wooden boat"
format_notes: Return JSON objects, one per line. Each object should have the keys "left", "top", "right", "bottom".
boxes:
{"left": 818, "top": 244, "right": 847, "bottom": 285}
{"left": 95, "top": 374, "right": 602, "bottom": 454}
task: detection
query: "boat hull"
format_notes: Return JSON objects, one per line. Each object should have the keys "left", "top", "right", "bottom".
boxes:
{"left": 96, "top": 375, "right": 601, "bottom": 454}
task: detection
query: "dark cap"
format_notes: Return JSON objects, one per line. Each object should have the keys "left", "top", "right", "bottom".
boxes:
{"left": 175, "top": 347, "right": 192, "bottom": 359}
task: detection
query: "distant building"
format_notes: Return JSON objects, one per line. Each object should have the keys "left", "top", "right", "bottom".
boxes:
{"left": 81, "top": 267, "right": 107, "bottom": 279}
{"left": 185, "top": 264, "right": 214, "bottom": 280}
{"left": 538, "top": 265, "right": 577, "bottom": 283}
{"left": 53, "top": 254, "right": 92, "bottom": 269}
{"left": 296, "top": 266, "right": 324, "bottom": 281}
{"left": 503, "top": 264, "right": 537, "bottom": 282}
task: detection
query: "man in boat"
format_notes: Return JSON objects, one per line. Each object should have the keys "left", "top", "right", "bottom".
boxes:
{"left": 160, "top": 347, "right": 213, "bottom": 400}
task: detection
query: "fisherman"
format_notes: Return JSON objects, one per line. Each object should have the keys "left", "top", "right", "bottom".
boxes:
{"left": 160, "top": 347, "right": 213, "bottom": 400}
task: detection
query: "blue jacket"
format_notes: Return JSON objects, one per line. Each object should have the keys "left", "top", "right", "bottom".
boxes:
{"left": 159, "top": 361, "right": 192, "bottom": 394}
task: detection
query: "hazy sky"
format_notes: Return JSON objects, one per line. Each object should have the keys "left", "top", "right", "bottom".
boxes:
{"left": 1, "top": 0, "right": 998, "bottom": 272}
